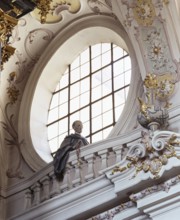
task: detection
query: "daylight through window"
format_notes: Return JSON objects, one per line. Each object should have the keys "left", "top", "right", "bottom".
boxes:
{"left": 47, "top": 43, "right": 131, "bottom": 152}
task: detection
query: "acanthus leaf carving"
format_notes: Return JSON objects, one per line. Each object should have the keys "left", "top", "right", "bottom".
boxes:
{"left": 111, "top": 130, "right": 180, "bottom": 179}
{"left": 0, "top": 102, "right": 24, "bottom": 179}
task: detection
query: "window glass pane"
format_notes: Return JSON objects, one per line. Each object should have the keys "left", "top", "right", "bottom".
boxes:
{"left": 80, "top": 48, "right": 89, "bottom": 64}
{"left": 103, "top": 110, "right": 113, "bottom": 127}
{"left": 113, "top": 60, "right": 124, "bottom": 76}
{"left": 48, "top": 107, "right": 58, "bottom": 123}
{"left": 102, "top": 80, "right": 112, "bottom": 96}
{"left": 48, "top": 43, "right": 131, "bottom": 152}
{"left": 81, "top": 77, "right": 90, "bottom": 93}
{"left": 115, "top": 105, "right": 124, "bottom": 121}
{"left": 70, "top": 112, "right": 80, "bottom": 128}
{"left": 92, "top": 131, "right": 102, "bottom": 143}
{"left": 91, "top": 44, "right": 101, "bottom": 58}
{"left": 102, "top": 96, "right": 112, "bottom": 113}
{"left": 80, "top": 91, "right": 89, "bottom": 107}
{"left": 92, "top": 56, "right": 101, "bottom": 72}
{"left": 92, "top": 71, "right": 101, "bottom": 88}
{"left": 102, "top": 43, "right": 111, "bottom": 53}
{"left": 59, "top": 102, "right": 68, "bottom": 118}
{"left": 70, "top": 96, "right": 80, "bottom": 112}
{"left": 80, "top": 107, "right": 89, "bottom": 123}
{"left": 71, "top": 67, "right": 80, "bottom": 83}
{"left": 48, "top": 123, "right": 58, "bottom": 139}
{"left": 113, "top": 46, "right": 123, "bottom": 60}
{"left": 80, "top": 62, "right": 90, "bottom": 78}
{"left": 114, "top": 74, "right": 124, "bottom": 90}
{"left": 92, "top": 100, "right": 102, "bottom": 118}
{"left": 59, "top": 132, "right": 68, "bottom": 148}
{"left": 50, "top": 93, "right": 58, "bottom": 109}
{"left": 71, "top": 57, "right": 80, "bottom": 70}
{"left": 59, "top": 88, "right": 68, "bottom": 104}
{"left": 60, "top": 72, "right": 68, "bottom": 89}
{"left": 125, "top": 70, "right": 131, "bottom": 85}
{"left": 92, "top": 85, "right": 102, "bottom": 102}
{"left": 102, "top": 51, "right": 111, "bottom": 66}
{"left": 114, "top": 90, "right": 125, "bottom": 107}
{"left": 124, "top": 56, "right": 131, "bottom": 71}
{"left": 102, "top": 66, "right": 111, "bottom": 82}
{"left": 83, "top": 121, "right": 90, "bottom": 137}
{"left": 92, "top": 115, "right": 102, "bottom": 132}
{"left": 103, "top": 126, "right": 113, "bottom": 138}
{"left": 70, "top": 81, "right": 80, "bottom": 99}
{"left": 49, "top": 138, "right": 58, "bottom": 153}
{"left": 59, "top": 118, "right": 68, "bottom": 133}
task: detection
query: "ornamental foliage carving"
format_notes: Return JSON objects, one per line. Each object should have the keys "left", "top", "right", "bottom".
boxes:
{"left": 112, "top": 130, "right": 180, "bottom": 179}
{"left": 31, "top": 0, "right": 81, "bottom": 23}
{"left": 133, "top": 0, "right": 156, "bottom": 26}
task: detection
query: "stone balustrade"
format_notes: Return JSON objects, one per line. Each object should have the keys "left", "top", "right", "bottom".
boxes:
{"left": 22, "top": 128, "right": 142, "bottom": 211}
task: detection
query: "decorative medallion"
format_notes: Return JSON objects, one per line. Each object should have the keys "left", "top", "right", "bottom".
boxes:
{"left": 155, "top": 73, "right": 175, "bottom": 101}
{"left": 133, "top": 0, "right": 156, "bottom": 26}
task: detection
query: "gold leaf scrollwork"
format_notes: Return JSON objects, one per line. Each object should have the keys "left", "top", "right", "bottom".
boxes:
{"left": 31, "top": 0, "right": 81, "bottom": 24}
{"left": 36, "top": 0, "right": 53, "bottom": 24}
{"left": 0, "top": 9, "right": 18, "bottom": 69}
{"left": 111, "top": 132, "right": 180, "bottom": 179}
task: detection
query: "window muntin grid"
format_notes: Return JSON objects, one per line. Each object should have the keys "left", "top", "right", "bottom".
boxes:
{"left": 47, "top": 43, "right": 131, "bottom": 153}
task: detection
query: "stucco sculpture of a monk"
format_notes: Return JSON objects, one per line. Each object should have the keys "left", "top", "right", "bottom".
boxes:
{"left": 53, "top": 120, "right": 89, "bottom": 180}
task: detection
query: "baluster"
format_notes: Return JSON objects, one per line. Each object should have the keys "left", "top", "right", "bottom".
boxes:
{"left": 113, "top": 145, "right": 123, "bottom": 163}
{"left": 65, "top": 163, "right": 74, "bottom": 189}
{"left": 24, "top": 189, "right": 32, "bottom": 210}
{"left": 107, "top": 150, "right": 116, "bottom": 167}
{"left": 71, "top": 159, "right": 81, "bottom": 187}
{"left": 49, "top": 171, "right": 60, "bottom": 197}
{"left": 93, "top": 154, "right": 101, "bottom": 178}
{"left": 40, "top": 176, "right": 50, "bottom": 202}
{"left": 79, "top": 159, "right": 87, "bottom": 184}
{"left": 31, "top": 183, "right": 41, "bottom": 206}
{"left": 98, "top": 149, "right": 108, "bottom": 174}
{"left": 84, "top": 153, "right": 95, "bottom": 181}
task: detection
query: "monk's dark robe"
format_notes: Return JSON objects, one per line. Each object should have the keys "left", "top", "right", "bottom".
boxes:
{"left": 53, "top": 133, "right": 89, "bottom": 180}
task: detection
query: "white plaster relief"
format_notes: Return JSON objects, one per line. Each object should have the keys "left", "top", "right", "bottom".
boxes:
{"left": 88, "top": 0, "right": 112, "bottom": 14}
{"left": 136, "top": 19, "right": 176, "bottom": 75}
{"left": 25, "top": 28, "right": 54, "bottom": 61}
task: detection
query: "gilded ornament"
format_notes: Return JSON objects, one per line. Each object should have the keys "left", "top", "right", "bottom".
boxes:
{"left": 155, "top": 73, "right": 175, "bottom": 101}
{"left": 111, "top": 130, "right": 180, "bottom": 179}
{"left": 31, "top": 0, "right": 81, "bottom": 24}
{"left": 0, "top": 9, "right": 18, "bottom": 69}
{"left": 133, "top": 0, "right": 156, "bottom": 26}
{"left": 144, "top": 73, "right": 158, "bottom": 89}
{"left": 1, "top": 45, "right": 16, "bottom": 67}
{"left": 149, "top": 158, "right": 162, "bottom": 175}
{"left": 36, "top": 0, "right": 53, "bottom": 24}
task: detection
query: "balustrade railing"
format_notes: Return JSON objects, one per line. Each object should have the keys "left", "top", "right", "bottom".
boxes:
{"left": 23, "top": 128, "right": 142, "bottom": 211}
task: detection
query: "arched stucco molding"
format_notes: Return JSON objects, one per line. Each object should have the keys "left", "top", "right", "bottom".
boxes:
{"left": 18, "top": 14, "right": 141, "bottom": 170}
